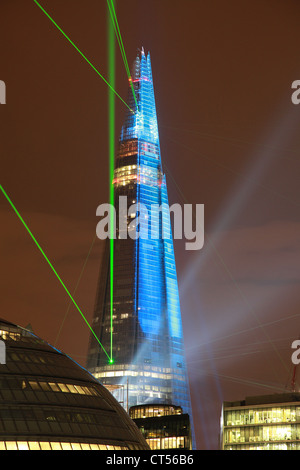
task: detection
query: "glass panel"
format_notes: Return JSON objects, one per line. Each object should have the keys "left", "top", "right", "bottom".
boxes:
{"left": 57, "top": 383, "right": 69, "bottom": 393}
{"left": 73, "top": 385, "right": 86, "bottom": 395}
{"left": 71, "top": 443, "right": 81, "bottom": 450}
{"left": 28, "top": 442, "right": 40, "bottom": 450}
{"left": 29, "top": 381, "right": 40, "bottom": 391}
{"left": 48, "top": 383, "right": 60, "bottom": 392}
{"left": 39, "top": 382, "right": 51, "bottom": 391}
{"left": 61, "top": 442, "right": 72, "bottom": 450}
{"left": 50, "top": 442, "right": 62, "bottom": 450}
{"left": 40, "top": 442, "right": 51, "bottom": 450}
{"left": 6, "top": 441, "right": 17, "bottom": 450}
{"left": 17, "top": 442, "right": 29, "bottom": 450}
{"left": 80, "top": 444, "right": 91, "bottom": 450}
{"left": 65, "top": 384, "right": 77, "bottom": 394}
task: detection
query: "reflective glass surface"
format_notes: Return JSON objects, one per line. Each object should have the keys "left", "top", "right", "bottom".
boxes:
{"left": 222, "top": 398, "right": 300, "bottom": 450}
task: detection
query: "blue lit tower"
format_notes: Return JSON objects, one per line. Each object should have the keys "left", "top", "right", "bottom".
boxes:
{"left": 87, "top": 49, "right": 193, "bottom": 436}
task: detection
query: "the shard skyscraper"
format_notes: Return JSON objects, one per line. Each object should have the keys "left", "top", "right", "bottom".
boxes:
{"left": 87, "top": 49, "right": 193, "bottom": 434}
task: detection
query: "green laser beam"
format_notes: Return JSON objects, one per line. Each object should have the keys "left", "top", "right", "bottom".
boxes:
{"left": 107, "top": 4, "right": 115, "bottom": 363}
{"left": 108, "top": 0, "right": 139, "bottom": 111}
{"left": 106, "top": 1, "right": 133, "bottom": 88}
{"left": 0, "top": 185, "right": 111, "bottom": 361}
{"left": 107, "top": 0, "right": 130, "bottom": 77}
{"left": 54, "top": 234, "right": 97, "bottom": 347}
{"left": 33, "top": 0, "right": 134, "bottom": 114}
{"left": 106, "top": 0, "right": 139, "bottom": 112}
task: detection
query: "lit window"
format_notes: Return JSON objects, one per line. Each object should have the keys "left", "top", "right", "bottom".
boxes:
{"left": 6, "top": 441, "right": 17, "bottom": 450}
{"left": 90, "top": 444, "right": 99, "bottom": 450}
{"left": 39, "top": 382, "right": 51, "bottom": 391}
{"left": 29, "top": 381, "right": 40, "bottom": 391}
{"left": 61, "top": 443, "right": 72, "bottom": 450}
{"left": 58, "top": 383, "right": 69, "bottom": 393}
{"left": 48, "top": 383, "right": 60, "bottom": 392}
{"left": 73, "top": 385, "right": 86, "bottom": 395}
{"left": 17, "top": 442, "right": 29, "bottom": 450}
{"left": 80, "top": 444, "right": 91, "bottom": 450}
{"left": 65, "top": 384, "right": 77, "bottom": 394}
{"left": 71, "top": 443, "right": 81, "bottom": 450}
{"left": 40, "top": 442, "right": 51, "bottom": 450}
{"left": 50, "top": 442, "right": 62, "bottom": 450}
{"left": 28, "top": 442, "right": 40, "bottom": 450}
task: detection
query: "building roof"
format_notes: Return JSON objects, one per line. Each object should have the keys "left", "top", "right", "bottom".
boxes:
{"left": 224, "top": 392, "right": 300, "bottom": 409}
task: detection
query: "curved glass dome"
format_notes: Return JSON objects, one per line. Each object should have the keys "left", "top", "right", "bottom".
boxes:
{"left": 0, "top": 319, "right": 149, "bottom": 450}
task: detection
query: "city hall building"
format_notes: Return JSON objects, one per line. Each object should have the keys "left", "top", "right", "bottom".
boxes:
{"left": 0, "top": 318, "right": 149, "bottom": 450}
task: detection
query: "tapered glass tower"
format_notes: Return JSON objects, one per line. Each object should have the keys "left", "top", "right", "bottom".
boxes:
{"left": 87, "top": 49, "right": 193, "bottom": 438}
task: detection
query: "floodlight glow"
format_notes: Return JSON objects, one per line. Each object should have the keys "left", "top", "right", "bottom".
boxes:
{"left": 179, "top": 103, "right": 300, "bottom": 380}
{"left": 181, "top": 104, "right": 300, "bottom": 297}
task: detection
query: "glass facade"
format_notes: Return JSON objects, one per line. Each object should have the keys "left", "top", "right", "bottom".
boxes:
{"left": 221, "top": 393, "right": 300, "bottom": 450}
{"left": 0, "top": 319, "right": 149, "bottom": 450}
{"left": 129, "top": 404, "right": 192, "bottom": 450}
{"left": 87, "top": 49, "right": 194, "bottom": 443}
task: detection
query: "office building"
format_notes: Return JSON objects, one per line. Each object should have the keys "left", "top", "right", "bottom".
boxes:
{"left": 221, "top": 392, "right": 300, "bottom": 450}
{"left": 86, "top": 48, "right": 194, "bottom": 441}
{"left": 129, "top": 404, "right": 192, "bottom": 450}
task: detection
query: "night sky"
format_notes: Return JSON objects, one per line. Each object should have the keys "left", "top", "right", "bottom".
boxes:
{"left": 1, "top": 0, "right": 300, "bottom": 450}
